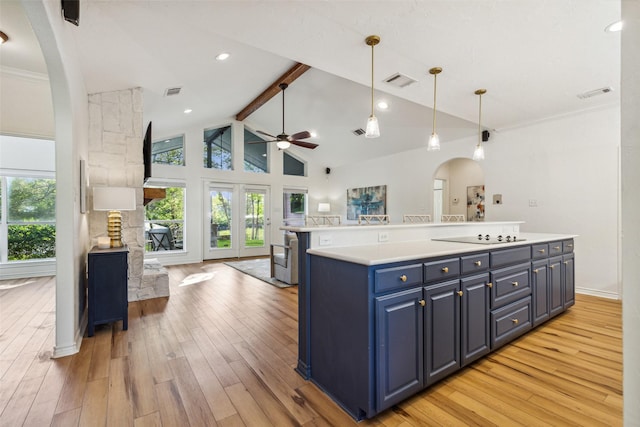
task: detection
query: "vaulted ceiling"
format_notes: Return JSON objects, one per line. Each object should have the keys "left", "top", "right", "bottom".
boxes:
{"left": 1, "top": 0, "right": 621, "bottom": 168}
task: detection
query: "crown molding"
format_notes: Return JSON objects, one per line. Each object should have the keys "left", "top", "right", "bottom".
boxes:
{"left": 0, "top": 66, "right": 49, "bottom": 82}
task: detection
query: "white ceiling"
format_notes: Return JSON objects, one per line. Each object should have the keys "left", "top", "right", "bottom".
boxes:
{"left": 1, "top": 0, "right": 621, "bottom": 168}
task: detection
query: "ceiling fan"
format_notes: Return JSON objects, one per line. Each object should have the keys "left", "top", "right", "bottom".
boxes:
{"left": 249, "top": 83, "right": 318, "bottom": 150}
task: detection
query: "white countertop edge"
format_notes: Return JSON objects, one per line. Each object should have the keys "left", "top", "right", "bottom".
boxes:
{"left": 306, "top": 233, "right": 578, "bottom": 266}
{"left": 282, "top": 220, "right": 524, "bottom": 233}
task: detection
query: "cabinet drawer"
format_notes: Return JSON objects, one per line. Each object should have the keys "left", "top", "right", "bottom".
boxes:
{"left": 562, "top": 239, "right": 574, "bottom": 254}
{"left": 531, "top": 243, "right": 549, "bottom": 260}
{"left": 491, "top": 297, "right": 532, "bottom": 349}
{"left": 490, "top": 263, "right": 531, "bottom": 308}
{"left": 548, "top": 241, "right": 563, "bottom": 256}
{"left": 490, "top": 246, "right": 530, "bottom": 268}
{"left": 375, "top": 264, "right": 423, "bottom": 293}
{"left": 461, "top": 253, "right": 489, "bottom": 275}
{"left": 424, "top": 258, "right": 460, "bottom": 283}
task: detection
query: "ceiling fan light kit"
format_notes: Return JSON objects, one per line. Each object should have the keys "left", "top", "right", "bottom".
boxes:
{"left": 473, "top": 88, "right": 487, "bottom": 161}
{"left": 365, "top": 35, "right": 381, "bottom": 138}
{"left": 427, "top": 67, "right": 442, "bottom": 151}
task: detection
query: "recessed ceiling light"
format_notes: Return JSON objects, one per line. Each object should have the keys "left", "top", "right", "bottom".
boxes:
{"left": 605, "top": 20, "right": 623, "bottom": 32}
{"left": 216, "top": 52, "right": 230, "bottom": 61}
{"left": 377, "top": 101, "right": 389, "bottom": 110}
{"left": 184, "top": 109, "right": 192, "bottom": 114}
{"left": 0, "top": 31, "right": 9, "bottom": 44}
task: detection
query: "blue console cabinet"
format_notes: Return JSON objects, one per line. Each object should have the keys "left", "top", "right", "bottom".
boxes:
{"left": 87, "top": 246, "right": 128, "bottom": 337}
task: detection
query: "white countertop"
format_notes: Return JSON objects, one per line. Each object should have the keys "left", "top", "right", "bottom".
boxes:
{"left": 306, "top": 233, "right": 577, "bottom": 266}
{"left": 283, "top": 220, "right": 524, "bottom": 233}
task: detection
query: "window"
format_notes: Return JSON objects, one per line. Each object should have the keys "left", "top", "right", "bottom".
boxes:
{"left": 283, "top": 188, "right": 307, "bottom": 226}
{"left": 152, "top": 135, "right": 184, "bottom": 165}
{"left": 244, "top": 127, "right": 268, "bottom": 173}
{"left": 283, "top": 152, "right": 306, "bottom": 176}
{"left": 144, "top": 186, "right": 185, "bottom": 252}
{"left": 1, "top": 176, "right": 56, "bottom": 262}
{"left": 204, "top": 125, "right": 232, "bottom": 170}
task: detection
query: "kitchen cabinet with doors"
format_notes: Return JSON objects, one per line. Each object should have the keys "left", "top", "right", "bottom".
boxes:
{"left": 306, "top": 237, "right": 575, "bottom": 420}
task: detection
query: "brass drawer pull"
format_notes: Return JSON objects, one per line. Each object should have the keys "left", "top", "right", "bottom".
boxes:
{"left": 457, "top": 291, "right": 463, "bottom": 297}
{"left": 533, "top": 269, "right": 539, "bottom": 274}
{"left": 567, "top": 244, "right": 573, "bottom": 248}
{"left": 512, "top": 318, "right": 519, "bottom": 325}
{"left": 512, "top": 281, "right": 519, "bottom": 287}
{"left": 418, "top": 299, "right": 426, "bottom": 307}
{"left": 553, "top": 246, "right": 561, "bottom": 250}
{"left": 400, "top": 274, "right": 407, "bottom": 282}
{"left": 487, "top": 282, "right": 493, "bottom": 288}
{"left": 474, "top": 261, "right": 482, "bottom": 266}
{"left": 550, "top": 265, "right": 556, "bottom": 269}
{"left": 538, "top": 249, "right": 545, "bottom": 254}
{"left": 564, "top": 261, "right": 569, "bottom": 265}
{"left": 442, "top": 267, "right": 449, "bottom": 273}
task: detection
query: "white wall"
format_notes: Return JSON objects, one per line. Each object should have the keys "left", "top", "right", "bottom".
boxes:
{"left": 327, "top": 105, "right": 620, "bottom": 298}
{"left": 0, "top": 135, "right": 55, "bottom": 172}
{"left": 22, "top": 0, "right": 90, "bottom": 357}
{"left": 0, "top": 69, "right": 54, "bottom": 138}
{"left": 621, "top": 1, "right": 639, "bottom": 423}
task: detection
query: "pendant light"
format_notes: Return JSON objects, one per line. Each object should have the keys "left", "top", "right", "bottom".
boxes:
{"left": 427, "top": 67, "right": 442, "bottom": 150}
{"left": 365, "top": 35, "right": 381, "bottom": 138}
{"left": 473, "top": 89, "right": 487, "bottom": 161}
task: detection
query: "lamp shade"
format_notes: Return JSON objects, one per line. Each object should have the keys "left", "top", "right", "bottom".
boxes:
{"left": 93, "top": 187, "right": 136, "bottom": 211}
{"left": 318, "top": 203, "right": 331, "bottom": 213}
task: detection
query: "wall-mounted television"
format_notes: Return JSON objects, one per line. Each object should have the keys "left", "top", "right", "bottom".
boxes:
{"left": 61, "top": 0, "right": 80, "bottom": 26}
{"left": 143, "top": 122, "right": 152, "bottom": 183}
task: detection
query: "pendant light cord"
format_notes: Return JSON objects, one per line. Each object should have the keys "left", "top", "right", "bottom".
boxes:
{"left": 478, "top": 92, "right": 482, "bottom": 146}
{"left": 370, "top": 43, "right": 375, "bottom": 117}
{"left": 432, "top": 73, "right": 437, "bottom": 132}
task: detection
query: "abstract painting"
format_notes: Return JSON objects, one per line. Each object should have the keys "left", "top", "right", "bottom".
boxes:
{"left": 467, "top": 185, "right": 485, "bottom": 221}
{"left": 347, "top": 185, "right": 387, "bottom": 220}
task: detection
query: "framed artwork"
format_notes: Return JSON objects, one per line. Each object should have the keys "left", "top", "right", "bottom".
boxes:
{"left": 347, "top": 185, "right": 387, "bottom": 220}
{"left": 466, "top": 185, "right": 485, "bottom": 221}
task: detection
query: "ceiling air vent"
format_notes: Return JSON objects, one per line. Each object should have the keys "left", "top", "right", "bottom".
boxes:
{"left": 383, "top": 72, "right": 418, "bottom": 88}
{"left": 577, "top": 86, "right": 613, "bottom": 99}
{"left": 164, "top": 87, "right": 182, "bottom": 97}
{"left": 352, "top": 128, "right": 366, "bottom": 136}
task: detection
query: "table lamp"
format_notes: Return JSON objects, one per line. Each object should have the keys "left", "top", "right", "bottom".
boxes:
{"left": 93, "top": 187, "right": 137, "bottom": 248}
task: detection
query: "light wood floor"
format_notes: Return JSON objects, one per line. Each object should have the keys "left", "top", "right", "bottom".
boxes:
{"left": 0, "top": 261, "right": 622, "bottom": 426}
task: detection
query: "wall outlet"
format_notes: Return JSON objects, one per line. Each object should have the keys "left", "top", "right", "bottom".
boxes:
{"left": 493, "top": 194, "right": 502, "bottom": 205}
{"left": 378, "top": 232, "right": 389, "bottom": 242}
{"left": 319, "top": 235, "right": 332, "bottom": 246}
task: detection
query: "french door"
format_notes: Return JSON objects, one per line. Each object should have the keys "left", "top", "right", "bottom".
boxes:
{"left": 204, "top": 183, "right": 271, "bottom": 260}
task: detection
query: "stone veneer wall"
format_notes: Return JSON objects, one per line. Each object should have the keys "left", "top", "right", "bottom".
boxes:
{"left": 87, "top": 87, "right": 147, "bottom": 301}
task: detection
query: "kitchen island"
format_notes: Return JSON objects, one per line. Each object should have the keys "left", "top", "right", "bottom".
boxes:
{"left": 284, "top": 223, "right": 576, "bottom": 420}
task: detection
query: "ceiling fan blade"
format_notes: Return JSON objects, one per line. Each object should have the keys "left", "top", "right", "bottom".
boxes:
{"left": 256, "top": 130, "right": 277, "bottom": 139}
{"left": 289, "top": 131, "right": 311, "bottom": 141}
{"left": 290, "top": 140, "right": 319, "bottom": 149}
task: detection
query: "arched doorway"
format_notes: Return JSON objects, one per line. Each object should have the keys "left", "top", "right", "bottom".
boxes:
{"left": 433, "top": 158, "right": 485, "bottom": 222}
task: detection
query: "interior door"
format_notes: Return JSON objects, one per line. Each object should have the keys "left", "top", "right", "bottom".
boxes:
{"left": 203, "top": 183, "right": 270, "bottom": 260}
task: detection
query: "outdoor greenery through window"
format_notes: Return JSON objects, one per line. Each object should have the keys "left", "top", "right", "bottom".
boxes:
{"left": 283, "top": 189, "right": 307, "bottom": 226}
{"left": 244, "top": 127, "right": 268, "bottom": 173}
{"left": 1, "top": 176, "right": 56, "bottom": 262}
{"left": 204, "top": 125, "right": 232, "bottom": 170}
{"left": 144, "top": 186, "right": 185, "bottom": 252}
{"left": 152, "top": 135, "right": 184, "bottom": 165}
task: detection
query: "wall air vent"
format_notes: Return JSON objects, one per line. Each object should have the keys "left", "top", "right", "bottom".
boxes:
{"left": 577, "top": 86, "right": 613, "bottom": 99}
{"left": 164, "top": 87, "right": 182, "bottom": 97}
{"left": 352, "top": 128, "right": 366, "bottom": 136}
{"left": 383, "top": 72, "right": 418, "bottom": 88}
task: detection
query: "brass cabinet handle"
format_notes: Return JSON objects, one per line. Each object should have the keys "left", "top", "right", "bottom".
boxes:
{"left": 487, "top": 282, "right": 493, "bottom": 288}
{"left": 474, "top": 261, "right": 482, "bottom": 266}
{"left": 564, "top": 261, "right": 569, "bottom": 265}
{"left": 442, "top": 267, "right": 449, "bottom": 273}
{"left": 457, "top": 291, "right": 463, "bottom": 297}
{"left": 567, "top": 244, "right": 573, "bottom": 248}
{"left": 533, "top": 269, "right": 539, "bottom": 274}
{"left": 553, "top": 246, "right": 561, "bottom": 250}
{"left": 550, "top": 265, "right": 556, "bottom": 269}
{"left": 538, "top": 249, "right": 545, "bottom": 253}
{"left": 400, "top": 275, "right": 407, "bottom": 282}
{"left": 512, "top": 281, "right": 519, "bottom": 287}
{"left": 418, "top": 299, "right": 426, "bottom": 307}
{"left": 512, "top": 318, "right": 519, "bottom": 325}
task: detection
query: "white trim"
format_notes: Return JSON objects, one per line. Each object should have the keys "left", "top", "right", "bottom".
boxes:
{"left": 0, "top": 65, "right": 50, "bottom": 82}
{"left": 576, "top": 287, "right": 620, "bottom": 300}
{"left": 0, "top": 260, "right": 56, "bottom": 279}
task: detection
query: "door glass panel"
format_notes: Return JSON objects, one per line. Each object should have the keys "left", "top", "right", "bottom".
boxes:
{"left": 244, "top": 190, "right": 265, "bottom": 248}
{"left": 210, "top": 189, "right": 232, "bottom": 249}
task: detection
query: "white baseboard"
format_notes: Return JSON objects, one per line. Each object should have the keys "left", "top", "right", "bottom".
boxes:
{"left": 576, "top": 287, "right": 620, "bottom": 300}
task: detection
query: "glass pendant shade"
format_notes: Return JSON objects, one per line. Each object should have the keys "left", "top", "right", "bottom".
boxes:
{"left": 365, "top": 115, "right": 380, "bottom": 138}
{"left": 276, "top": 140, "right": 291, "bottom": 150}
{"left": 473, "top": 144, "right": 485, "bottom": 161}
{"left": 427, "top": 133, "right": 440, "bottom": 151}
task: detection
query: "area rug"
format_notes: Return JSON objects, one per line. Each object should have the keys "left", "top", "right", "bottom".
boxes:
{"left": 224, "top": 258, "right": 293, "bottom": 288}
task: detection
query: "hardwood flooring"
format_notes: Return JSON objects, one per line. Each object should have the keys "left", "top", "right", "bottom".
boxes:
{"left": 0, "top": 261, "right": 622, "bottom": 426}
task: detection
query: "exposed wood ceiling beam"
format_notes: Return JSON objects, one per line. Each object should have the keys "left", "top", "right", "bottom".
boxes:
{"left": 235, "top": 62, "right": 311, "bottom": 122}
